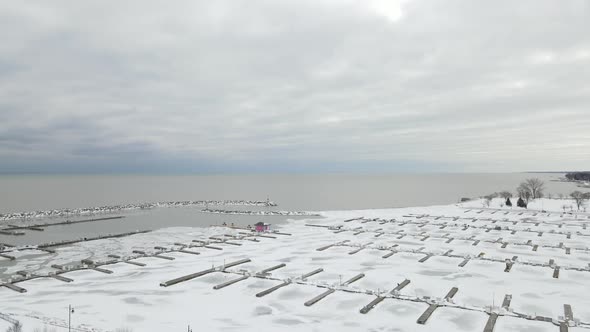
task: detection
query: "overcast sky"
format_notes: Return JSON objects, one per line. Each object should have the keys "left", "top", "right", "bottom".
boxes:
{"left": 1, "top": 0, "right": 589, "bottom": 173}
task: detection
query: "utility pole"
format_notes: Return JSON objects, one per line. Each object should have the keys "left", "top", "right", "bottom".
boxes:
{"left": 68, "top": 305, "right": 74, "bottom": 332}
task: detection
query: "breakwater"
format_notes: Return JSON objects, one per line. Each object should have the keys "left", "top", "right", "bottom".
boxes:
{"left": 0, "top": 200, "right": 277, "bottom": 221}
{"left": 201, "top": 208, "right": 320, "bottom": 216}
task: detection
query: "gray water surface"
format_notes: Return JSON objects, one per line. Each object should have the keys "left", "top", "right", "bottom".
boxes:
{"left": 0, "top": 173, "right": 577, "bottom": 247}
{"left": 0, "top": 173, "right": 576, "bottom": 213}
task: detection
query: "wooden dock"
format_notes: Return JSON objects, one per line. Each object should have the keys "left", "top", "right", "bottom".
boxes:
{"left": 256, "top": 281, "right": 290, "bottom": 297}
{"left": 160, "top": 258, "right": 251, "bottom": 287}
{"left": 38, "top": 230, "right": 150, "bottom": 249}
{"left": 300, "top": 268, "right": 324, "bottom": 280}
{"left": 213, "top": 275, "right": 249, "bottom": 290}
{"left": 304, "top": 289, "right": 335, "bottom": 307}
{"left": 1, "top": 283, "right": 27, "bottom": 293}
{"left": 416, "top": 287, "right": 458, "bottom": 325}
{"left": 258, "top": 263, "right": 286, "bottom": 275}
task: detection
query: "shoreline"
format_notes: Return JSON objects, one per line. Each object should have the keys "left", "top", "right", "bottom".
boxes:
{"left": 2, "top": 198, "right": 590, "bottom": 331}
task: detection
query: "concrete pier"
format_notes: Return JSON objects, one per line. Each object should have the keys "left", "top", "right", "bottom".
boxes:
{"left": 316, "top": 244, "right": 334, "bottom": 251}
{"left": 160, "top": 258, "right": 251, "bottom": 287}
{"left": 382, "top": 251, "right": 396, "bottom": 259}
{"left": 213, "top": 275, "right": 249, "bottom": 290}
{"left": 0, "top": 230, "right": 25, "bottom": 236}
{"left": 483, "top": 314, "right": 499, "bottom": 332}
{"left": 417, "top": 287, "right": 458, "bottom": 325}
{"left": 502, "top": 294, "right": 512, "bottom": 308}
{"left": 418, "top": 254, "right": 432, "bottom": 263}
{"left": 38, "top": 230, "right": 150, "bottom": 249}
{"left": 564, "top": 304, "right": 573, "bottom": 321}
{"left": 417, "top": 304, "right": 438, "bottom": 324}
{"left": 51, "top": 275, "right": 73, "bottom": 283}
{"left": 256, "top": 234, "right": 277, "bottom": 239}
{"left": 359, "top": 296, "right": 385, "bottom": 314}
{"left": 560, "top": 322, "right": 568, "bottom": 332}
{"left": 300, "top": 268, "right": 324, "bottom": 280}
{"left": 0, "top": 253, "right": 16, "bottom": 260}
{"left": 92, "top": 267, "right": 113, "bottom": 274}
{"left": 360, "top": 279, "right": 411, "bottom": 314}
{"left": 445, "top": 287, "right": 458, "bottom": 299}
{"left": 124, "top": 261, "right": 146, "bottom": 267}
{"left": 161, "top": 267, "right": 213, "bottom": 287}
{"left": 221, "top": 241, "right": 242, "bottom": 246}
{"left": 81, "top": 259, "right": 95, "bottom": 266}
{"left": 179, "top": 249, "right": 200, "bottom": 255}
{"left": 392, "top": 279, "right": 411, "bottom": 293}
{"left": 304, "top": 289, "right": 335, "bottom": 306}
{"left": 348, "top": 247, "right": 364, "bottom": 255}
{"left": 255, "top": 281, "right": 289, "bottom": 297}
{"left": 343, "top": 273, "right": 365, "bottom": 285}
{"left": 459, "top": 258, "right": 470, "bottom": 267}
{"left": 1, "top": 283, "right": 27, "bottom": 293}
{"left": 504, "top": 261, "right": 514, "bottom": 272}
{"left": 258, "top": 263, "right": 286, "bottom": 274}
{"left": 153, "top": 255, "right": 175, "bottom": 260}
{"left": 4, "top": 216, "right": 124, "bottom": 231}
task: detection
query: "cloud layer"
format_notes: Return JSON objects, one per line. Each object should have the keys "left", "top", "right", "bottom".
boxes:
{"left": 1, "top": 0, "right": 589, "bottom": 173}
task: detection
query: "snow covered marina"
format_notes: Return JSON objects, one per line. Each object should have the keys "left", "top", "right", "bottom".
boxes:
{"left": 1, "top": 199, "right": 590, "bottom": 331}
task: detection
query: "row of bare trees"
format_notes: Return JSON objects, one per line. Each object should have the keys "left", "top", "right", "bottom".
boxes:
{"left": 570, "top": 191, "right": 590, "bottom": 210}
{"left": 487, "top": 177, "right": 590, "bottom": 211}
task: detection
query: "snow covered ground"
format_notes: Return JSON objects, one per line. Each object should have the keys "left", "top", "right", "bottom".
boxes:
{"left": 1, "top": 199, "right": 590, "bottom": 331}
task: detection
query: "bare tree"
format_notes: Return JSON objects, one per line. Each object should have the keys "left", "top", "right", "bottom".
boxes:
{"left": 570, "top": 191, "right": 589, "bottom": 210}
{"left": 5, "top": 322, "right": 23, "bottom": 332}
{"left": 498, "top": 191, "right": 513, "bottom": 199}
{"left": 517, "top": 183, "right": 532, "bottom": 202}
{"left": 517, "top": 178, "right": 545, "bottom": 201}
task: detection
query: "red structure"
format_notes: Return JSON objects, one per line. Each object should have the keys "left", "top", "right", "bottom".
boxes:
{"left": 255, "top": 222, "right": 270, "bottom": 232}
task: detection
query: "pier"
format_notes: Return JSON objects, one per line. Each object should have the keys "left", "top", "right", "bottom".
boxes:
{"left": 160, "top": 258, "right": 251, "bottom": 287}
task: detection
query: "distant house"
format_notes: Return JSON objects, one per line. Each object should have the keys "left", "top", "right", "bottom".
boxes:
{"left": 255, "top": 222, "right": 270, "bottom": 232}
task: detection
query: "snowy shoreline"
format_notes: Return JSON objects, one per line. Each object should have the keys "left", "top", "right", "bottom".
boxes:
{"left": 1, "top": 198, "right": 590, "bottom": 332}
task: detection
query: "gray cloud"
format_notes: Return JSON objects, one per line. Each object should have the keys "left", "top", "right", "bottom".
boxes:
{"left": 0, "top": 0, "right": 589, "bottom": 173}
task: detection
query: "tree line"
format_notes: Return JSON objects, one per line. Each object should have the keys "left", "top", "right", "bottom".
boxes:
{"left": 565, "top": 172, "right": 590, "bottom": 182}
{"left": 483, "top": 177, "right": 590, "bottom": 210}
